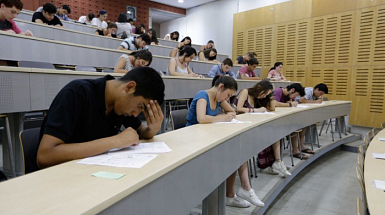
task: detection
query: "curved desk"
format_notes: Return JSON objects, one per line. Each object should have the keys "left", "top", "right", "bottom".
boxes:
{"left": 364, "top": 129, "right": 385, "bottom": 215}
{"left": 0, "top": 101, "right": 351, "bottom": 215}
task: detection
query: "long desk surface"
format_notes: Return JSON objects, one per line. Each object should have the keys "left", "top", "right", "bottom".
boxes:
{"left": 0, "top": 101, "right": 351, "bottom": 215}
{"left": 0, "top": 31, "right": 252, "bottom": 76}
{"left": 364, "top": 129, "right": 385, "bottom": 215}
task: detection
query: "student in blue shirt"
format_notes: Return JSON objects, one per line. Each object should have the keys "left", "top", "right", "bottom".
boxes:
{"left": 186, "top": 76, "right": 237, "bottom": 126}
{"left": 207, "top": 58, "right": 237, "bottom": 79}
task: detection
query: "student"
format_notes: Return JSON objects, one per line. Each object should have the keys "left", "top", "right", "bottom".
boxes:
{"left": 208, "top": 58, "right": 236, "bottom": 79}
{"left": 37, "top": 67, "right": 165, "bottom": 168}
{"left": 267, "top": 62, "right": 286, "bottom": 81}
{"left": 0, "top": 0, "right": 33, "bottom": 36}
{"left": 114, "top": 50, "right": 152, "bottom": 73}
{"left": 164, "top": 31, "right": 179, "bottom": 41}
{"left": 32, "top": 3, "right": 63, "bottom": 27}
{"left": 148, "top": 28, "right": 160, "bottom": 45}
{"left": 118, "top": 33, "right": 150, "bottom": 52}
{"left": 91, "top": 10, "right": 108, "bottom": 30}
{"left": 273, "top": 83, "right": 312, "bottom": 159}
{"left": 198, "top": 48, "right": 219, "bottom": 63}
{"left": 298, "top": 83, "right": 328, "bottom": 104}
{"left": 200, "top": 40, "right": 215, "bottom": 51}
{"left": 238, "top": 58, "right": 260, "bottom": 80}
{"left": 129, "top": 19, "right": 135, "bottom": 34}
{"left": 169, "top": 36, "right": 192, "bottom": 57}
{"left": 234, "top": 52, "right": 256, "bottom": 65}
{"left": 186, "top": 76, "right": 237, "bottom": 126}
{"left": 95, "top": 22, "right": 117, "bottom": 38}
{"left": 115, "top": 13, "right": 131, "bottom": 38}
{"left": 78, "top": 13, "right": 94, "bottom": 25}
{"left": 167, "top": 46, "right": 203, "bottom": 78}
{"left": 233, "top": 81, "right": 291, "bottom": 177}
{"left": 36, "top": 4, "right": 70, "bottom": 21}
{"left": 136, "top": 23, "right": 145, "bottom": 34}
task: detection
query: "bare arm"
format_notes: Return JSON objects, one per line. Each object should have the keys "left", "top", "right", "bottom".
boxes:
{"left": 34, "top": 19, "right": 44, "bottom": 24}
{"left": 164, "top": 36, "right": 170, "bottom": 40}
{"left": 240, "top": 74, "right": 261, "bottom": 80}
{"left": 200, "top": 45, "right": 205, "bottom": 52}
{"left": 196, "top": 99, "right": 233, "bottom": 123}
{"left": 198, "top": 52, "right": 205, "bottom": 61}
{"left": 299, "top": 97, "right": 323, "bottom": 103}
{"left": 136, "top": 100, "right": 164, "bottom": 139}
{"left": 114, "top": 57, "right": 129, "bottom": 73}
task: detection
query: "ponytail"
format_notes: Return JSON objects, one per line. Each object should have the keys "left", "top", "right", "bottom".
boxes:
{"left": 212, "top": 75, "right": 238, "bottom": 91}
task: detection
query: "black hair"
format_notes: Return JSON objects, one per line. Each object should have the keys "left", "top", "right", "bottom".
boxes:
{"left": 203, "top": 48, "right": 217, "bottom": 61}
{"left": 137, "top": 23, "right": 146, "bottom": 34}
{"left": 148, "top": 28, "right": 159, "bottom": 45}
{"left": 107, "top": 22, "right": 117, "bottom": 29}
{"left": 43, "top": 3, "right": 57, "bottom": 14}
{"left": 129, "top": 50, "right": 153, "bottom": 66}
{"left": 138, "top": 33, "right": 151, "bottom": 45}
{"left": 1, "top": 0, "right": 23, "bottom": 10}
{"left": 180, "top": 46, "right": 197, "bottom": 58}
{"left": 119, "top": 67, "right": 165, "bottom": 105}
{"left": 246, "top": 52, "right": 257, "bottom": 58}
{"left": 117, "top": 12, "right": 127, "bottom": 23}
{"left": 88, "top": 13, "right": 95, "bottom": 20}
{"left": 170, "top": 31, "right": 179, "bottom": 41}
{"left": 314, "top": 83, "right": 328, "bottom": 94}
{"left": 247, "top": 58, "right": 259, "bottom": 66}
{"left": 222, "top": 58, "right": 233, "bottom": 67}
{"left": 270, "top": 62, "right": 283, "bottom": 71}
{"left": 128, "top": 18, "right": 133, "bottom": 22}
{"left": 181, "top": 36, "right": 192, "bottom": 46}
{"left": 247, "top": 80, "right": 274, "bottom": 110}
{"left": 62, "top": 5, "right": 70, "bottom": 14}
{"left": 211, "top": 76, "right": 238, "bottom": 91}
{"left": 287, "top": 83, "right": 305, "bottom": 96}
{"left": 207, "top": 40, "right": 214, "bottom": 44}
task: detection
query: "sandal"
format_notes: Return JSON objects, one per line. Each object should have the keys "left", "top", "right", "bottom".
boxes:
{"left": 293, "top": 153, "right": 308, "bottom": 160}
{"left": 301, "top": 148, "right": 315, "bottom": 154}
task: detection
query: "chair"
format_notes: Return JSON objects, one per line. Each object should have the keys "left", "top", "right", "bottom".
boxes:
{"left": 19, "top": 127, "right": 41, "bottom": 174}
{"left": 372, "top": 127, "right": 381, "bottom": 136}
{"left": 166, "top": 99, "right": 190, "bottom": 130}
{"left": 356, "top": 197, "right": 367, "bottom": 215}
{"left": 382, "top": 122, "right": 385, "bottom": 129}
{"left": 18, "top": 61, "right": 55, "bottom": 69}
{"left": 75, "top": 66, "right": 97, "bottom": 72}
{"left": 357, "top": 154, "right": 364, "bottom": 177}
{"left": 0, "top": 114, "right": 15, "bottom": 178}
{"left": 358, "top": 144, "right": 365, "bottom": 159}
{"left": 170, "top": 109, "right": 189, "bottom": 130}
{"left": 285, "top": 129, "right": 303, "bottom": 166}
{"left": 356, "top": 166, "right": 367, "bottom": 210}
{"left": 367, "top": 130, "right": 374, "bottom": 142}
{"left": 363, "top": 136, "right": 369, "bottom": 150}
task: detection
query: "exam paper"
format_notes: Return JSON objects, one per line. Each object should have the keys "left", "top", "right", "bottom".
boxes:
{"left": 378, "top": 137, "right": 385, "bottom": 141}
{"left": 372, "top": 153, "right": 385, "bottom": 160}
{"left": 247, "top": 111, "right": 275, "bottom": 114}
{"left": 77, "top": 153, "right": 157, "bottom": 168}
{"left": 297, "top": 105, "right": 309, "bottom": 108}
{"left": 213, "top": 119, "right": 251, "bottom": 124}
{"left": 109, "top": 142, "right": 172, "bottom": 154}
{"left": 373, "top": 180, "right": 385, "bottom": 190}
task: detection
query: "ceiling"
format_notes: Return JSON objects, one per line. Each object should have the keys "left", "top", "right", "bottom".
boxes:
{"left": 148, "top": 0, "right": 218, "bottom": 9}
{"left": 151, "top": 8, "right": 185, "bottom": 24}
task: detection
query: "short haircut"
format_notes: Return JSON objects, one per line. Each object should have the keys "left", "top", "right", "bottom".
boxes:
{"left": 0, "top": 0, "right": 23, "bottom": 10}
{"left": 212, "top": 76, "right": 238, "bottom": 91}
{"left": 222, "top": 58, "right": 233, "bottom": 67}
{"left": 130, "top": 50, "right": 153, "bottom": 66}
{"left": 88, "top": 13, "right": 95, "bottom": 20}
{"left": 248, "top": 57, "right": 259, "bottom": 66}
{"left": 314, "top": 83, "right": 328, "bottom": 94}
{"left": 287, "top": 83, "right": 305, "bottom": 96}
{"left": 43, "top": 3, "right": 57, "bottom": 14}
{"left": 117, "top": 12, "right": 127, "bottom": 23}
{"left": 119, "top": 67, "right": 165, "bottom": 105}
{"left": 138, "top": 33, "right": 151, "bottom": 45}
{"left": 107, "top": 22, "right": 117, "bottom": 29}
{"left": 62, "top": 5, "right": 70, "bottom": 14}
{"left": 128, "top": 18, "right": 133, "bottom": 22}
{"left": 207, "top": 40, "right": 214, "bottom": 44}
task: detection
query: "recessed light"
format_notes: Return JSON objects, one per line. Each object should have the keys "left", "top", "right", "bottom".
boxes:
{"left": 178, "top": 0, "right": 184, "bottom": 3}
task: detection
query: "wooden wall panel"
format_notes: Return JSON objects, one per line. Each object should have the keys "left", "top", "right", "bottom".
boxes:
{"left": 251, "top": 25, "right": 274, "bottom": 74}
{"left": 246, "top": 6, "right": 275, "bottom": 29}
{"left": 233, "top": 13, "right": 247, "bottom": 60}
{"left": 284, "top": 67, "right": 307, "bottom": 85}
{"left": 275, "top": 0, "right": 312, "bottom": 23}
{"left": 312, "top": 0, "right": 358, "bottom": 17}
{"left": 358, "top": 0, "right": 385, "bottom": 9}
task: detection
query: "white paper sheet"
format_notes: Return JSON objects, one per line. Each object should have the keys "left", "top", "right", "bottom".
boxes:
{"left": 213, "top": 119, "right": 251, "bottom": 124}
{"left": 77, "top": 153, "right": 157, "bottom": 168}
{"left": 373, "top": 180, "right": 385, "bottom": 190}
{"left": 247, "top": 111, "right": 275, "bottom": 115}
{"left": 378, "top": 137, "right": 385, "bottom": 141}
{"left": 297, "top": 105, "right": 309, "bottom": 108}
{"left": 109, "top": 142, "right": 172, "bottom": 154}
{"left": 372, "top": 153, "right": 385, "bottom": 159}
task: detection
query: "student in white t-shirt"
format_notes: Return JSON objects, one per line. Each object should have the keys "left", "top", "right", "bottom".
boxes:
{"left": 115, "top": 13, "right": 132, "bottom": 38}
{"left": 91, "top": 10, "right": 107, "bottom": 30}
{"left": 78, "top": 13, "right": 95, "bottom": 25}
{"left": 164, "top": 31, "right": 179, "bottom": 41}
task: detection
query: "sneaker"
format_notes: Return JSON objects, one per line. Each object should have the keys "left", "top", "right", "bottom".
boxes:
{"left": 226, "top": 194, "right": 251, "bottom": 208}
{"left": 236, "top": 187, "right": 265, "bottom": 207}
{"left": 260, "top": 166, "right": 279, "bottom": 175}
{"left": 272, "top": 161, "right": 292, "bottom": 176}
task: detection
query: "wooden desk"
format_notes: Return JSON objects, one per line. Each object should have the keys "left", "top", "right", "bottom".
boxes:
{"left": 364, "top": 129, "right": 385, "bottom": 215}
{"left": 0, "top": 101, "right": 351, "bottom": 215}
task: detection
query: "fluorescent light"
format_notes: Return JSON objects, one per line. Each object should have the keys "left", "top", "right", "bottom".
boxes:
{"left": 127, "top": 11, "right": 131, "bottom": 14}
{"left": 178, "top": 0, "right": 184, "bottom": 3}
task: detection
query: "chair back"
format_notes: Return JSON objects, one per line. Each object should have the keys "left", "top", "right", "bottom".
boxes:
{"left": 367, "top": 130, "right": 374, "bottom": 141}
{"left": 356, "top": 166, "right": 367, "bottom": 207}
{"left": 75, "top": 66, "right": 97, "bottom": 72}
{"left": 372, "top": 127, "right": 381, "bottom": 136}
{"left": 170, "top": 109, "right": 189, "bottom": 130}
{"left": 19, "top": 127, "right": 41, "bottom": 174}
{"left": 381, "top": 122, "right": 385, "bottom": 129}
{"left": 358, "top": 144, "right": 365, "bottom": 159}
{"left": 18, "top": 61, "right": 55, "bottom": 69}
{"left": 356, "top": 197, "right": 367, "bottom": 215}
{"left": 357, "top": 154, "right": 364, "bottom": 176}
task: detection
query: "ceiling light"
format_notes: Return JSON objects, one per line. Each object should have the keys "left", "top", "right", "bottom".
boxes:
{"left": 178, "top": 0, "right": 184, "bottom": 3}
{"left": 127, "top": 11, "right": 131, "bottom": 14}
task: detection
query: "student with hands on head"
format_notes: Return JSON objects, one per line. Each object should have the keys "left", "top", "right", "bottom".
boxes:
{"left": 200, "top": 40, "right": 215, "bottom": 51}
{"left": 0, "top": 0, "right": 33, "bottom": 36}
{"left": 168, "top": 46, "right": 203, "bottom": 78}
{"left": 37, "top": 67, "right": 165, "bottom": 169}
{"left": 186, "top": 75, "right": 237, "bottom": 126}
